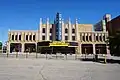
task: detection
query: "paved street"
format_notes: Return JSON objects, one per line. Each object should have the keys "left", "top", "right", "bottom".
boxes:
{"left": 0, "top": 58, "right": 120, "bottom": 80}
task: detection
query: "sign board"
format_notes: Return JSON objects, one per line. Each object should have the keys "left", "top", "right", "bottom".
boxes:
{"left": 49, "top": 41, "right": 69, "bottom": 46}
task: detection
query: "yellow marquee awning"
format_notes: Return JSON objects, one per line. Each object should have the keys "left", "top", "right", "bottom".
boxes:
{"left": 49, "top": 41, "right": 69, "bottom": 47}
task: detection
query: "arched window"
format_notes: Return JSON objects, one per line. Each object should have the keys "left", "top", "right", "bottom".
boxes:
{"left": 33, "top": 35, "right": 35, "bottom": 41}
{"left": 29, "top": 35, "right": 32, "bottom": 41}
{"left": 89, "top": 36, "right": 92, "bottom": 41}
{"left": 12, "top": 35, "right": 14, "bottom": 40}
{"left": 15, "top": 35, "right": 18, "bottom": 40}
{"left": 19, "top": 35, "right": 21, "bottom": 40}
{"left": 26, "top": 35, "right": 28, "bottom": 40}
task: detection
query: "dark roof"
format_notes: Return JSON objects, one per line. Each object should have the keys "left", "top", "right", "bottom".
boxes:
{"left": 111, "top": 15, "right": 120, "bottom": 21}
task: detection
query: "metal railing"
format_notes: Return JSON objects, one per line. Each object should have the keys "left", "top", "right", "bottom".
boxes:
{"left": 0, "top": 50, "right": 108, "bottom": 63}
{"left": 0, "top": 50, "right": 86, "bottom": 60}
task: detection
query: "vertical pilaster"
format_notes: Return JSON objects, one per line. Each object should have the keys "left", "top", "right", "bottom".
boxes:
{"left": 75, "top": 19, "right": 79, "bottom": 41}
{"left": 68, "top": 18, "right": 72, "bottom": 41}
{"left": 106, "top": 46, "right": 110, "bottom": 58}
{"left": 98, "top": 33, "right": 100, "bottom": 42}
{"left": 102, "top": 33, "right": 104, "bottom": 42}
{"left": 81, "top": 33, "right": 83, "bottom": 42}
{"left": 105, "top": 33, "right": 108, "bottom": 41}
{"left": 31, "top": 33, "right": 33, "bottom": 41}
{"left": 62, "top": 19, "right": 65, "bottom": 41}
{"left": 17, "top": 33, "right": 19, "bottom": 41}
{"left": 39, "top": 18, "right": 42, "bottom": 41}
{"left": 79, "top": 44, "right": 82, "bottom": 54}
{"left": 17, "top": 32, "right": 21, "bottom": 41}
{"left": 79, "top": 33, "right": 81, "bottom": 41}
{"left": 35, "top": 43, "right": 37, "bottom": 53}
{"left": 21, "top": 43, "right": 24, "bottom": 53}
{"left": 93, "top": 44, "right": 96, "bottom": 55}
{"left": 9, "top": 32, "right": 11, "bottom": 42}
{"left": 8, "top": 30, "right": 11, "bottom": 53}
{"left": 7, "top": 42, "right": 10, "bottom": 53}
{"left": 46, "top": 18, "right": 49, "bottom": 40}
{"left": 85, "top": 33, "right": 87, "bottom": 42}
{"left": 102, "top": 20, "right": 106, "bottom": 32}
{"left": 35, "top": 33, "right": 37, "bottom": 42}
{"left": 22, "top": 32, "right": 25, "bottom": 42}
{"left": 28, "top": 33, "right": 30, "bottom": 42}
{"left": 88, "top": 33, "right": 90, "bottom": 42}
{"left": 25, "top": 33, "right": 26, "bottom": 42}
{"left": 93, "top": 33, "right": 96, "bottom": 42}
{"left": 13, "top": 33, "right": 15, "bottom": 41}
{"left": 8, "top": 29, "right": 11, "bottom": 41}
{"left": 100, "top": 34, "right": 102, "bottom": 42}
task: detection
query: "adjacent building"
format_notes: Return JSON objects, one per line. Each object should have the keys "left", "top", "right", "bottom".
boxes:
{"left": 106, "top": 15, "right": 120, "bottom": 36}
{"left": 94, "top": 14, "right": 111, "bottom": 32}
{"left": 7, "top": 13, "right": 108, "bottom": 55}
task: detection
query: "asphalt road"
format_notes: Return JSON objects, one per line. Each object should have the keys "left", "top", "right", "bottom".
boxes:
{"left": 0, "top": 58, "right": 120, "bottom": 80}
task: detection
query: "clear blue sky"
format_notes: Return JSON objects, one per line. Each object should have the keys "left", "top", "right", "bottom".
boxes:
{"left": 0, "top": 0, "right": 120, "bottom": 44}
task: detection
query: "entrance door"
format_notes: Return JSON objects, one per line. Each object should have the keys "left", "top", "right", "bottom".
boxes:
{"left": 52, "top": 47, "right": 75, "bottom": 54}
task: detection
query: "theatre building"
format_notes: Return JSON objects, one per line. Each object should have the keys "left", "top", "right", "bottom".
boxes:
{"left": 7, "top": 13, "right": 108, "bottom": 55}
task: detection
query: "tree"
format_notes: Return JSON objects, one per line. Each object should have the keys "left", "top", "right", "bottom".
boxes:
{"left": 0, "top": 42, "right": 2, "bottom": 50}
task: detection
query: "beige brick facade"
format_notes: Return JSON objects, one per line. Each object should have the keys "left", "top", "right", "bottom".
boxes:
{"left": 7, "top": 16, "right": 109, "bottom": 55}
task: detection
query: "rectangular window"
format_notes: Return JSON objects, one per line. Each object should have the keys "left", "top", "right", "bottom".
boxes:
{"left": 72, "top": 29, "right": 75, "bottom": 33}
{"left": 29, "top": 35, "right": 32, "bottom": 41}
{"left": 19, "top": 35, "right": 21, "bottom": 40}
{"left": 50, "top": 36, "right": 52, "bottom": 40}
{"left": 12, "top": 35, "right": 14, "bottom": 40}
{"left": 26, "top": 35, "right": 28, "bottom": 40}
{"left": 99, "top": 36, "right": 102, "bottom": 41}
{"left": 83, "top": 36, "right": 85, "bottom": 41}
{"left": 89, "top": 36, "right": 92, "bottom": 41}
{"left": 33, "top": 35, "right": 35, "bottom": 41}
{"left": 42, "top": 36, "right": 45, "bottom": 40}
{"left": 72, "top": 36, "right": 75, "bottom": 41}
{"left": 56, "top": 29, "right": 58, "bottom": 32}
{"left": 50, "top": 28, "right": 52, "bottom": 33}
{"left": 65, "top": 36, "right": 68, "bottom": 40}
{"left": 103, "top": 35, "right": 105, "bottom": 41}
{"left": 42, "top": 28, "right": 45, "bottom": 33}
{"left": 96, "top": 36, "right": 98, "bottom": 41}
{"left": 65, "top": 28, "right": 68, "bottom": 33}
{"left": 15, "top": 35, "right": 18, "bottom": 40}
{"left": 86, "top": 36, "right": 88, "bottom": 41}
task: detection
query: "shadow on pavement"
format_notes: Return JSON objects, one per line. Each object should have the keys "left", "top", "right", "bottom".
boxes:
{"left": 80, "top": 58, "right": 120, "bottom": 64}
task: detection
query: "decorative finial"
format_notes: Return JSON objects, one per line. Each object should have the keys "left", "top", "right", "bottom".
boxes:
{"left": 75, "top": 18, "right": 78, "bottom": 23}
{"left": 8, "top": 29, "right": 10, "bottom": 31}
{"left": 47, "top": 18, "right": 49, "bottom": 23}
{"left": 39, "top": 18, "right": 42, "bottom": 24}
{"left": 68, "top": 17, "right": 71, "bottom": 23}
